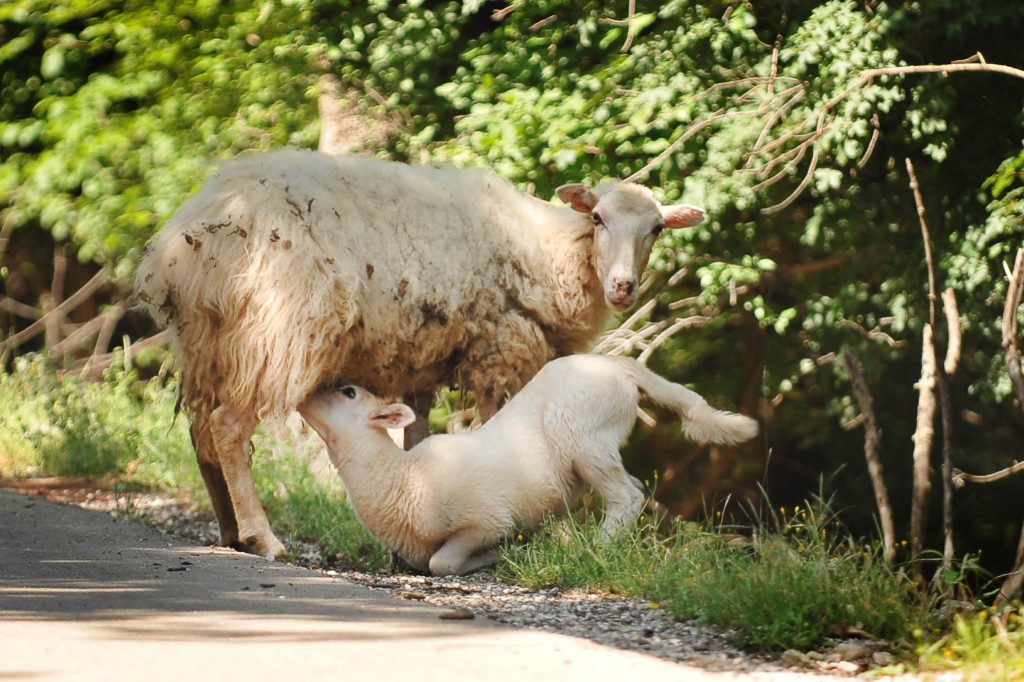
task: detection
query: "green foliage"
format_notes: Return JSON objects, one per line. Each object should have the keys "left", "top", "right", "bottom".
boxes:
{"left": 917, "top": 606, "right": 1024, "bottom": 682}
{"left": 0, "top": 353, "right": 197, "bottom": 482}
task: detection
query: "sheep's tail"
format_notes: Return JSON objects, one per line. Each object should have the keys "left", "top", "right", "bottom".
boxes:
{"left": 620, "top": 358, "right": 759, "bottom": 445}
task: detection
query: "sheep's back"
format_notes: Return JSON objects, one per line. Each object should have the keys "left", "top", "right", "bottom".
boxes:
{"left": 135, "top": 150, "right": 558, "bottom": 415}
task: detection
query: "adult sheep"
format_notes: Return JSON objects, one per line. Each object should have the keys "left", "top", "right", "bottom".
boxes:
{"left": 135, "top": 149, "right": 706, "bottom": 559}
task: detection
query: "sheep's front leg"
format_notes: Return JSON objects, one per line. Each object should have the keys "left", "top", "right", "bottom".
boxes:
{"left": 210, "top": 405, "right": 286, "bottom": 560}
{"left": 428, "top": 530, "right": 501, "bottom": 576}
{"left": 402, "top": 391, "right": 433, "bottom": 450}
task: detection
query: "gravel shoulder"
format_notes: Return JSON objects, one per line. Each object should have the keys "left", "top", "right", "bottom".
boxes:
{"left": 1, "top": 478, "right": 905, "bottom": 679}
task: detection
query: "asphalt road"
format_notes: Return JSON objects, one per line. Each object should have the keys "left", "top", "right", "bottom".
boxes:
{"left": 0, "top": 489, "right": 833, "bottom": 681}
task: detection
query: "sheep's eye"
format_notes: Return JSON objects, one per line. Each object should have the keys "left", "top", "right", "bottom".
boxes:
{"left": 341, "top": 386, "right": 356, "bottom": 399}
{"left": 652, "top": 223, "right": 665, "bottom": 236}
{"left": 591, "top": 212, "right": 604, "bottom": 227}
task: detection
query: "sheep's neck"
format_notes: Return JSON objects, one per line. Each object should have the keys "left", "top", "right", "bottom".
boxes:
{"left": 526, "top": 200, "right": 609, "bottom": 351}
{"left": 327, "top": 432, "right": 421, "bottom": 542}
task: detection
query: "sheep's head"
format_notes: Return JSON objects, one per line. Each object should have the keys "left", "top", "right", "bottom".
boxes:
{"left": 299, "top": 384, "right": 415, "bottom": 444}
{"left": 557, "top": 182, "right": 705, "bottom": 312}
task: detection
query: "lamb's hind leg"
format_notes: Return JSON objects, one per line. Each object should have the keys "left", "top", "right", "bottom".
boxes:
{"left": 574, "top": 450, "right": 645, "bottom": 540}
{"left": 428, "top": 529, "right": 501, "bottom": 576}
{"left": 209, "top": 405, "right": 286, "bottom": 560}
{"left": 191, "top": 408, "right": 239, "bottom": 549}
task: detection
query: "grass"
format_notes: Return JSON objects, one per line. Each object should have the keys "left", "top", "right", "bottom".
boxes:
{"left": 499, "top": 499, "right": 922, "bottom": 651}
{"left": 2, "top": 353, "right": 1024, "bottom": 676}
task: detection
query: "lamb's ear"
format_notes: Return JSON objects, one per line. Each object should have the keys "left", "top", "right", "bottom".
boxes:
{"left": 661, "top": 204, "right": 706, "bottom": 229}
{"left": 556, "top": 184, "right": 599, "bottom": 214}
{"left": 369, "top": 404, "right": 416, "bottom": 431}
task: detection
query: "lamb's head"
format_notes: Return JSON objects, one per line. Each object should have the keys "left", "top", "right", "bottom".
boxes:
{"left": 299, "top": 384, "right": 416, "bottom": 447}
{"left": 557, "top": 181, "right": 705, "bottom": 311}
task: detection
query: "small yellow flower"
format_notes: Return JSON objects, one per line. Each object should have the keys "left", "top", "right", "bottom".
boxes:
{"left": 780, "top": 506, "right": 786, "bottom": 515}
{"left": 942, "top": 649, "right": 954, "bottom": 660}
{"left": 900, "top": 540, "right": 908, "bottom": 547}
{"left": 650, "top": 602, "right": 661, "bottom": 610}
{"left": 979, "top": 610, "right": 988, "bottom": 621}
{"left": 516, "top": 533, "right": 524, "bottom": 542}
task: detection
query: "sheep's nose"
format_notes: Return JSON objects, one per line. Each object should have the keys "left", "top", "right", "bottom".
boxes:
{"left": 611, "top": 278, "right": 635, "bottom": 298}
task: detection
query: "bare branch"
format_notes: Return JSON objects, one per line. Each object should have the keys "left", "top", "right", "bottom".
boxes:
{"left": 529, "top": 14, "right": 558, "bottom": 32}
{"left": 760, "top": 115, "right": 825, "bottom": 215}
{"left": 943, "top": 288, "right": 962, "bottom": 375}
{"left": 78, "top": 329, "right": 172, "bottom": 381}
{"left": 841, "top": 345, "right": 896, "bottom": 562}
{"left": 999, "top": 522, "right": 1024, "bottom": 604}
{"left": 0, "top": 297, "right": 42, "bottom": 320}
{"left": 621, "top": 0, "right": 637, "bottom": 53}
{"left": 491, "top": 4, "right": 517, "bottom": 21}
{"left": 1003, "top": 248, "right": 1024, "bottom": 409}
{"left": 637, "top": 315, "right": 712, "bottom": 365}
{"left": 856, "top": 114, "right": 880, "bottom": 169}
{"left": 953, "top": 461, "right": 1024, "bottom": 488}
{"left": 910, "top": 323, "right": 938, "bottom": 584}
{"left": 1, "top": 270, "right": 108, "bottom": 353}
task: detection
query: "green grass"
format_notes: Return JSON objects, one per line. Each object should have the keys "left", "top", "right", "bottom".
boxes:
{"left": 3, "top": 354, "right": 1024, "bottom": 672}
{"left": 498, "top": 499, "right": 923, "bottom": 651}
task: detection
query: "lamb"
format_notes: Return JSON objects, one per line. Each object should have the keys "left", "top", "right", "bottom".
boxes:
{"left": 134, "top": 149, "right": 707, "bottom": 560}
{"left": 298, "top": 354, "right": 759, "bottom": 576}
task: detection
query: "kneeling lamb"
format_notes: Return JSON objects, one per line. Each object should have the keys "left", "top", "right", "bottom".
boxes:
{"left": 299, "top": 354, "right": 759, "bottom": 576}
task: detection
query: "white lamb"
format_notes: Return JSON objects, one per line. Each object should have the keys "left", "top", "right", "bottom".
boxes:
{"left": 134, "top": 149, "right": 707, "bottom": 559}
{"left": 298, "top": 354, "right": 759, "bottom": 576}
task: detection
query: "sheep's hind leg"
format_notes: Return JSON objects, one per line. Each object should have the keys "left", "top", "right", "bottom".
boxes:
{"left": 428, "top": 530, "right": 501, "bottom": 576}
{"left": 209, "top": 405, "right": 286, "bottom": 560}
{"left": 191, "top": 410, "right": 240, "bottom": 549}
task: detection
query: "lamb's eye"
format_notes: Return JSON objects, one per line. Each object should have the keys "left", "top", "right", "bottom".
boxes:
{"left": 591, "top": 212, "right": 604, "bottom": 227}
{"left": 341, "top": 386, "right": 356, "bottom": 399}
{"left": 652, "top": 223, "right": 665, "bottom": 236}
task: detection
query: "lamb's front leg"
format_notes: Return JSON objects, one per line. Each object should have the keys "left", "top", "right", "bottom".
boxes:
{"left": 428, "top": 529, "right": 501, "bottom": 576}
{"left": 210, "top": 405, "right": 287, "bottom": 560}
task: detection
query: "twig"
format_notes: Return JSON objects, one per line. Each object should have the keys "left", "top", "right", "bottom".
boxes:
{"left": 856, "top": 114, "right": 880, "bottom": 168}
{"left": 1003, "top": 248, "right": 1024, "bottom": 408}
{"left": 625, "top": 108, "right": 756, "bottom": 183}
{"left": 0, "top": 297, "right": 42, "bottom": 320}
{"left": 529, "top": 14, "right": 557, "bottom": 31}
{"left": 1, "top": 270, "right": 108, "bottom": 352}
{"left": 491, "top": 4, "right": 517, "bottom": 21}
{"left": 760, "top": 114, "right": 825, "bottom": 215}
{"left": 620, "top": 0, "right": 636, "bottom": 53}
{"left": 953, "top": 461, "right": 1024, "bottom": 487}
{"left": 78, "top": 329, "right": 172, "bottom": 380}
{"left": 841, "top": 345, "right": 896, "bottom": 562}
{"left": 636, "top": 315, "right": 712, "bottom": 364}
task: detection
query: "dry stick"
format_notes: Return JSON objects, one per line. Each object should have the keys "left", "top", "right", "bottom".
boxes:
{"left": 943, "top": 288, "right": 962, "bottom": 375}
{"left": 0, "top": 270, "right": 107, "bottom": 352}
{"left": 841, "top": 345, "right": 896, "bottom": 562}
{"left": 910, "top": 323, "right": 938, "bottom": 584}
{"left": 50, "top": 311, "right": 113, "bottom": 359}
{"left": 953, "top": 461, "right": 1024, "bottom": 487}
{"left": 0, "top": 297, "right": 42, "bottom": 320}
{"left": 78, "top": 329, "right": 172, "bottom": 380}
{"left": 43, "top": 245, "right": 69, "bottom": 351}
{"left": 1003, "top": 248, "right": 1024, "bottom": 408}
{"left": 907, "top": 158, "right": 958, "bottom": 575}
{"left": 998, "top": 248, "right": 1024, "bottom": 602}
{"left": 90, "top": 302, "right": 126, "bottom": 363}
{"left": 620, "top": 0, "right": 637, "bottom": 53}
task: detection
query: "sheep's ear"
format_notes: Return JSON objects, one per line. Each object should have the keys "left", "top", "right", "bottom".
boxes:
{"left": 369, "top": 404, "right": 416, "bottom": 431}
{"left": 661, "top": 204, "right": 706, "bottom": 229}
{"left": 556, "top": 184, "right": 599, "bottom": 214}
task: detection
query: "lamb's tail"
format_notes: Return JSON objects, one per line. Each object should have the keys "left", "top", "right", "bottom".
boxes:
{"left": 619, "top": 358, "right": 759, "bottom": 445}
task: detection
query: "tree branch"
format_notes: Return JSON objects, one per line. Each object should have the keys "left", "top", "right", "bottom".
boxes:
{"left": 1003, "top": 248, "right": 1024, "bottom": 408}
{"left": 910, "top": 323, "right": 937, "bottom": 584}
{"left": 952, "top": 461, "right": 1024, "bottom": 488}
{"left": 0, "top": 271, "right": 108, "bottom": 353}
{"left": 841, "top": 345, "right": 896, "bottom": 562}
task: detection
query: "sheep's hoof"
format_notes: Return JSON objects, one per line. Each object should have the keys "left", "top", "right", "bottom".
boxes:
{"left": 237, "top": 533, "right": 287, "bottom": 562}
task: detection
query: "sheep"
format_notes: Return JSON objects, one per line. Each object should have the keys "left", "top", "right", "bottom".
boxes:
{"left": 134, "top": 149, "right": 707, "bottom": 560}
{"left": 298, "top": 353, "right": 759, "bottom": 575}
